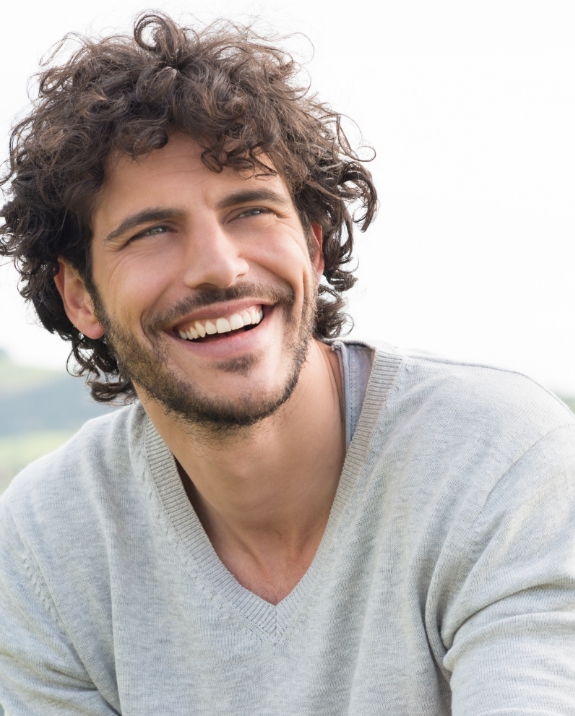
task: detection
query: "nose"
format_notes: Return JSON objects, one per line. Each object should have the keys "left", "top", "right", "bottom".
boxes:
{"left": 182, "top": 220, "right": 249, "bottom": 289}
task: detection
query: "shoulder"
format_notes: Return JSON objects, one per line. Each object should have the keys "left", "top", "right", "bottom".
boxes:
{"left": 0, "top": 402, "right": 149, "bottom": 536}
{"left": 356, "top": 344, "right": 575, "bottom": 590}
{"left": 348, "top": 341, "right": 575, "bottom": 498}
{"left": 0, "top": 402, "right": 155, "bottom": 624}
{"left": 368, "top": 341, "right": 573, "bottom": 443}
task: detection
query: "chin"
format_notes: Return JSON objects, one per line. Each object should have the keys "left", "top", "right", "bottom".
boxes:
{"left": 147, "top": 369, "right": 301, "bottom": 434}
{"left": 98, "top": 278, "right": 317, "bottom": 434}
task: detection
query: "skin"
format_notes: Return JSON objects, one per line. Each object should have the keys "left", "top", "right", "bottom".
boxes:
{"left": 55, "top": 133, "right": 346, "bottom": 605}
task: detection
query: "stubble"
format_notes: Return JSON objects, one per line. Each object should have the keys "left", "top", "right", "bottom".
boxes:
{"left": 90, "top": 281, "right": 317, "bottom": 437}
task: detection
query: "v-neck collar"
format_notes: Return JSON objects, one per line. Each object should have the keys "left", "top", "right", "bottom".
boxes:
{"left": 143, "top": 343, "right": 402, "bottom": 642}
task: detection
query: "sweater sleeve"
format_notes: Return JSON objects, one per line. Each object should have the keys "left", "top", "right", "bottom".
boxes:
{"left": 0, "top": 500, "right": 119, "bottom": 716}
{"left": 441, "top": 424, "right": 575, "bottom": 716}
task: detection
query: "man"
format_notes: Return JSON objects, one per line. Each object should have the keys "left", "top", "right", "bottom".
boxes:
{"left": 0, "top": 13, "right": 574, "bottom": 716}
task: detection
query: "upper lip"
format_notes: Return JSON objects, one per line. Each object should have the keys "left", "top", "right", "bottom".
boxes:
{"left": 168, "top": 299, "right": 272, "bottom": 332}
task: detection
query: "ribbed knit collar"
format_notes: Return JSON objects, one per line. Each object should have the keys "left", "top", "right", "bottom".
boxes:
{"left": 143, "top": 342, "right": 402, "bottom": 641}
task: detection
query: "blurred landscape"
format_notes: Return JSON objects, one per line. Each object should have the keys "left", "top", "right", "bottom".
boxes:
{"left": 0, "top": 350, "right": 113, "bottom": 494}
{"left": 0, "top": 348, "right": 573, "bottom": 496}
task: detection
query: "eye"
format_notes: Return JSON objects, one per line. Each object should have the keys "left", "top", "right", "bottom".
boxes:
{"left": 130, "top": 224, "right": 170, "bottom": 241}
{"left": 236, "top": 207, "right": 272, "bottom": 219}
{"left": 141, "top": 225, "right": 169, "bottom": 236}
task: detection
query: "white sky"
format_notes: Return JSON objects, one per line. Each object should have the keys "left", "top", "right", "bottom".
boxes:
{"left": 1, "top": 0, "right": 574, "bottom": 394}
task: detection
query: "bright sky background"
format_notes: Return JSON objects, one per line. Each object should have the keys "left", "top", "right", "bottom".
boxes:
{"left": 1, "top": 1, "right": 574, "bottom": 394}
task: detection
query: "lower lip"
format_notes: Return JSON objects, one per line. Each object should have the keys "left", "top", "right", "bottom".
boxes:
{"left": 169, "top": 306, "right": 275, "bottom": 359}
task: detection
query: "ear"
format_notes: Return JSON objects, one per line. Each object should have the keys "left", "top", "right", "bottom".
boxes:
{"left": 309, "top": 222, "right": 324, "bottom": 280}
{"left": 54, "top": 260, "right": 105, "bottom": 339}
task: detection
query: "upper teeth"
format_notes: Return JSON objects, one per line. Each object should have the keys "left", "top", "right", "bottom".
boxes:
{"left": 177, "top": 306, "right": 264, "bottom": 341}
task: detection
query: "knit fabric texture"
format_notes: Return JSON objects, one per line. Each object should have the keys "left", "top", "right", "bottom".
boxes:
{"left": 1, "top": 340, "right": 575, "bottom": 715}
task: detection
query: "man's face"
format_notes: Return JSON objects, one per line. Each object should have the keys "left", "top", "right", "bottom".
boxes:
{"left": 85, "top": 133, "right": 323, "bottom": 430}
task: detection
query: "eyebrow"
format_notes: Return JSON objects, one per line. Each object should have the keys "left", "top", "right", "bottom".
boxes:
{"left": 215, "top": 189, "right": 290, "bottom": 210}
{"left": 104, "top": 208, "right": 185, "bottom": 244}
{"left": 103, "top": 189, "right": 290, "bottom": 244}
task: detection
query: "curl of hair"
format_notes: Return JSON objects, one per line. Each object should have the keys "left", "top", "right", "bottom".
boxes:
{"left": 0, "top": 13, "right": 377, "bottom": 403}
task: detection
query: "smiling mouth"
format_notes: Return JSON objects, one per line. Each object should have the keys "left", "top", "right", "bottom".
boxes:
{"left": 174, "top": 305, "right": 264, "bottom": 343}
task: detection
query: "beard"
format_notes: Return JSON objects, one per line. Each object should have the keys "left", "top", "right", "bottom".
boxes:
{"left": 90, "top": 281, "right": 317, "bottom": 436}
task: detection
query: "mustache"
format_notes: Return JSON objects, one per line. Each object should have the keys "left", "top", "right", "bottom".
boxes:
{"left": 145, "top": 282, "right": 296, "bottom": 332}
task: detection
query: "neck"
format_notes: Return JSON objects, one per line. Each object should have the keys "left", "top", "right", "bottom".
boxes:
{"left": 141, "top": 339, "right": 346, "bottom": 603}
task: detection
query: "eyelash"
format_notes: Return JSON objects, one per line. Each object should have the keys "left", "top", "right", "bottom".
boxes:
{"left": 236, "top": 207, "right": 272, "bottom": 219}
{"left": 128, "top": 207, "right": 273, "bottom": 243}
{"left": 143, "top": 225, "right": 168, "bottom": 235}
{"left": 129, "top": 225, "right": 170, "bottom": 242}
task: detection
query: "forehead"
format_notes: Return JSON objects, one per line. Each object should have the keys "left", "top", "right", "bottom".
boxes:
{"left": 93, "top": 133, "right": 291, "bottom": 230}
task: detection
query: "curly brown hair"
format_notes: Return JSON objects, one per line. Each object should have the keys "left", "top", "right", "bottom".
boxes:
{"left": 0, "top": 13, "right": 377, "bottom": 403}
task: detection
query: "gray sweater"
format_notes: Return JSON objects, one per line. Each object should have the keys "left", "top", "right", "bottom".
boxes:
{"left": 1, "top": 341, "right": 575, "bottom": 715}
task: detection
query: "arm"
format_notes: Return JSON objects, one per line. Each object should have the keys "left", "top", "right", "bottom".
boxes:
{"left": 0, "top": 501, "right": 119, "bottom": 716}
{"left": 442, "top": 425, "right": 575, "bottom": 715}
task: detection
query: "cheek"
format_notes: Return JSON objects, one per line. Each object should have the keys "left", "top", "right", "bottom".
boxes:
{"left": 252, "top": 232, "right": 315, "bottom": 284}
{"left": 93, "top": 252, "right": 178, "bottom": 325}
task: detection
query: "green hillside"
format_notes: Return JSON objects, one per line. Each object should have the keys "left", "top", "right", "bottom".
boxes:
{"left": 0, "top": 350, "right": 60, "bottom": 393}
{"left": 0, "top": 351, "right": 113, "bottom": 436}
{"left": 0, "top": 351, "right": 113, "bottom": 491}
